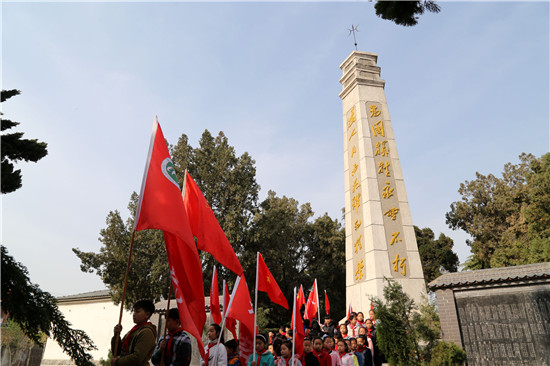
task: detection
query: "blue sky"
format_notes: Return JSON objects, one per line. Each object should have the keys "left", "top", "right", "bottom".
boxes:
{"left": 2, "top": 1, "right": 549, "bottom": 296}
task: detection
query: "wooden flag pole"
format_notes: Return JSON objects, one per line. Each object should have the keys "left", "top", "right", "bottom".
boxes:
{"left": 160, "top": 281, "right": 173, "bottom": 366}
{"left": 113, "top": 230, "right": 137, "bottom": 357}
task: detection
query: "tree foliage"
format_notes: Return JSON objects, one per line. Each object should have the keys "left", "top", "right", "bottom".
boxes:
{"left": 370, "top": 278, "right": 465, "bottom": 366}
{"left": 415, "top": 226, "right": 459, "bottom": 284}
{"left": 374, "top": 1, "right": 441, "bottom": 27}
{"left": 1, "top": 89, "right": 48, "bottom": 194}
{"left": 1, "top": 246, "right": 96, "bottom": 365}
{"left": 446, "top": 153, "right": 550, "bottom": 269}
{"left": 241, "top": 191, "right": 346, "bottom": 325}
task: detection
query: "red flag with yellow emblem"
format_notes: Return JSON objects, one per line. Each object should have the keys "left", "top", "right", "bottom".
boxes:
{"left": 257, "top": 252, "right": 288, "bottom": 309}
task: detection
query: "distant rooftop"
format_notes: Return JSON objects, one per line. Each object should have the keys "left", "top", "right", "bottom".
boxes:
{"left": 428, "top": 262, "right": 550, "bottom": 290}
{"left": 57, "top": 289, "right": 110, "bottom": 301}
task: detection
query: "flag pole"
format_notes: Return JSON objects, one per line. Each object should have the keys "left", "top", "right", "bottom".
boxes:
{"left": 315, "top": 279, "right": 320, "bottom": 326}
{"left": 253, "top": 252, "right": 259, "bottom": 361}
{"left": 291, "top": 287, "right": 296, "bottom": 362}
{"left": 113, "top": 230, "right": 136, "bottom": 356}
{"left": 160, "top": 281, "right": 173, "bottom": 366}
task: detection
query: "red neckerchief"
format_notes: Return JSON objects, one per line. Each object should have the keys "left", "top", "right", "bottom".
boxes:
{"left": 204, "top": 340, "right": 218, "bottom": 366}
{"left": 166, "top": 327, "right": 184, "bottom": 361}
{"left": 314, "top": 349, "right": 327, "bottom": 359}
{"left": 356, "top": 345, "right": 365, "bottom": 353}
{"left": 122, "top": 322, "right": 151, "bottom": 353}
{"left": 338, "top": 352, "right": 346, "bottom": 359}
{"left": 255, "top": 348, "right": 268, "bottom": 365}
{"left": 366, "top": 328, "right": 373, "bottom": 338}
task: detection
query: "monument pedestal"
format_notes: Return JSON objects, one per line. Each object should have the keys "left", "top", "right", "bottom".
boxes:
{"left": 340, "top": 51, "right": 426, "bottom": 311}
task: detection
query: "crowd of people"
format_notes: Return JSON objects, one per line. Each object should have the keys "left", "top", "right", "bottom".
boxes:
{"left": 109, "top": 300, "right": 384, "bottom": 366}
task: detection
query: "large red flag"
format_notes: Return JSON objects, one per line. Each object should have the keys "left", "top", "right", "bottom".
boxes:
{"left": 324, "top": 290, "right": 330, "bottom": 315}
{"left": 183, "top": 171, "right": 244, "bottom": 276}
{"left": 210, "top": 266, "right": 222, "bottom": 324}
{"left": 291, "top": 290, "right": 305, "bottom": 356}
{"left": 297, "top": 285, "right": 306, "bottom": 312}
{"left": 134, "top": 118, "right": 192, "bottom": 241}
{"left": 223, "top": 280, "right": 237, "bottom": 341}
{"left": 133, "top": 118, "right": 206, "bottom": 357}
{"left": 305, "top": 281, "right": 318, "bottom": 321}
{"left": 257, "top": 253, "right": 288, "bottom": 309}
{"left": 226, "top": 275, "right": 255, "bottom": 366}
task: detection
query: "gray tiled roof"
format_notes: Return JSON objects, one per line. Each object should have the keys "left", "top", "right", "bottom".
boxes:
{"left": 57, "top": 289, "right": 110, "bottom": 301}
{"left": 428, "top": 262, "right": 550, "bottom": 289}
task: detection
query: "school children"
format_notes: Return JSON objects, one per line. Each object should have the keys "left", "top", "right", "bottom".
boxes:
{"left": 201, "top": 324, "right": 227, "bottom": 366}
{"left": 248, "top": 334, "right": 275, "bottom": 366}
{"left": 151, "top": 308, "right": 191, "bottom": 366}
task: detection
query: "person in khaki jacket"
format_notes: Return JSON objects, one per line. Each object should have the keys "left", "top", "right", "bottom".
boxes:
{"left": 111, "top": 300, "right": 157, "bottom": 366}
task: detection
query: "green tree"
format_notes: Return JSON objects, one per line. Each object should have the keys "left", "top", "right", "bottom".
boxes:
{"left": 1, "top": 89, "right": 48, "bottom": 194}
{"left": 1, "top": 246, "right": 96, "bottom": 365}
{"left": 446, "top": 153, "right": 550, "bottom": 269}
{"left": 241, "top": 191, "right": 314, "bottom": 325}
{"left": 374, "top": 1, "right": 441, "bottom": 27}
{"left": 415, "top": 226, "right": 459, "bottom": 284}
{"left": 170, "top": 130, "right": 260, "bottom": 287}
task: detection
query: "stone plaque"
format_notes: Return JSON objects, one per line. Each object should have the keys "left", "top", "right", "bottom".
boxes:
{"left": 456, "top": 289, "right": 550, "bottom": 366}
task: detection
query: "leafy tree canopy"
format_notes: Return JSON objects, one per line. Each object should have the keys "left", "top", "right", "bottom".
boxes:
{"left": 446, "top": 153, "right": 550, "bottom": 269}
{"left": 1, "top": 89, "right": 48, "bottom": 194}
{"left": 374, "top": 1, "right": 441, "bottom": 27}
{"left": 1, "top": 246, "right": 96, "bottom": 365}
{"left": 415, "top": 226, "right": 459, "bottom": 284}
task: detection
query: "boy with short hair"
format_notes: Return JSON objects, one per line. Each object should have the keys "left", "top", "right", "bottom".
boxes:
{"left": 111, "top": 299, "right": 157, "bottom": 366}
{"left": 151, "top": 308, "right": 192, "bottom": 366}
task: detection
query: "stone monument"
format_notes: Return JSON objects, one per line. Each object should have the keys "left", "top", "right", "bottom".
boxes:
{"left": 429, "top": 262, "right": 550, "bottom": 366}
{"left": 339, "top": 51, "right": 426, "bottom": 311}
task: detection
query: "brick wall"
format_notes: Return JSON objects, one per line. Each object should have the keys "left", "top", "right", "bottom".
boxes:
{"left": 435, "top": 288, "right": 462, "bottom": 346}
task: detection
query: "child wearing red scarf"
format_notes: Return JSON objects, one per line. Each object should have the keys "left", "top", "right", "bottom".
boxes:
{"left": 111, "top": 300, "right": 157, "bottom": 366}
{"left": 300, "top": 339, "right": 320, "bottom": 366}
{"left": 151, "top": 308, "right": 191, "bottom": 366}
{"left": 248, "top": 334, "right": 275, "bottom": 366}
{"left": 312, "top": 337, "right": 331, "bottom": 366}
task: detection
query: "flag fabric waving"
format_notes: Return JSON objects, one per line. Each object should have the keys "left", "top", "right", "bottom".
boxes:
{"left": 223, "top": 280, "right": 237, "bottom": 341}
{"left": 210, "top": 266, "right": 222, "bottom": 325}
{"left": 291, "top": 288, "right": 305, "bottom": 356}
{"left": 164, "top": 232, "right": 206, "bottom": 358}
{"left": 297, "top": 285, "right": 306, "bottom": 312}
{"left": 257, "top": 253, "right": 288, "bottom": 309}
{"left": 324, "top": 290, "right": 330, "bottom": 316}
{"left": 347, "top": 303, "right": 354, "bottom": 319}
{"left": 133, "top": 118, "right": 206, "bottom": 357}
{"left": 183, "top": 171, "right": 244, "bottom": 275}
{"left": 225, "top": 275, "right": 255, "bottom": 366}
{"left": 305, "top": 280, "right": 318, "bottom": 321}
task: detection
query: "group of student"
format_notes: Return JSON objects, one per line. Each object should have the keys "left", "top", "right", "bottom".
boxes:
{"left": 109, "top": 300, "right": 383, "bottom": 366}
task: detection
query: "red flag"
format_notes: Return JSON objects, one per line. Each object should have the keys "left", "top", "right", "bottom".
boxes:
{"left": 257, "top": 253, "right": 288, "bottom": 309}
{"left": 164, "top": 232, "right": 206, "bottom": 358}
{"left": 297, "top": 285, "right": 306, "bottom": 312}
{"left": 324, "top": 290, "right": 330, "bottom": 315}
{"left": 370, "top": 302, "right": 374, "bottom": 310}
{"left": 223, "top": 280, "right": 237, "bottom": 341}
{"left": 134, "top": 118, "right": 191, "bottom": 242}
{"left": 291, "top": 290, "right": 305, "bottom": 356}
{"left": 305, "top": 281, "right": 318, "bottom": 321}
{"left": 132, "top": 118, "right": 206, "bottom": 357}
{"left": 210, "top": 266, "right": 222, "bottom": 324}
{"left": 183, "top": 171, "right": 244, "bottom": 275}
{"left": 226, "top": 275, "right": 255, "bottom": 365}
{"left": 347, "top": 303, "right": 354, "bottom": 319}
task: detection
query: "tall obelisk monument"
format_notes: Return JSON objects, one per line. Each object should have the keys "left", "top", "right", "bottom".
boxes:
{"left": 340, "top": 51, "right": 426, "bottom": 310}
